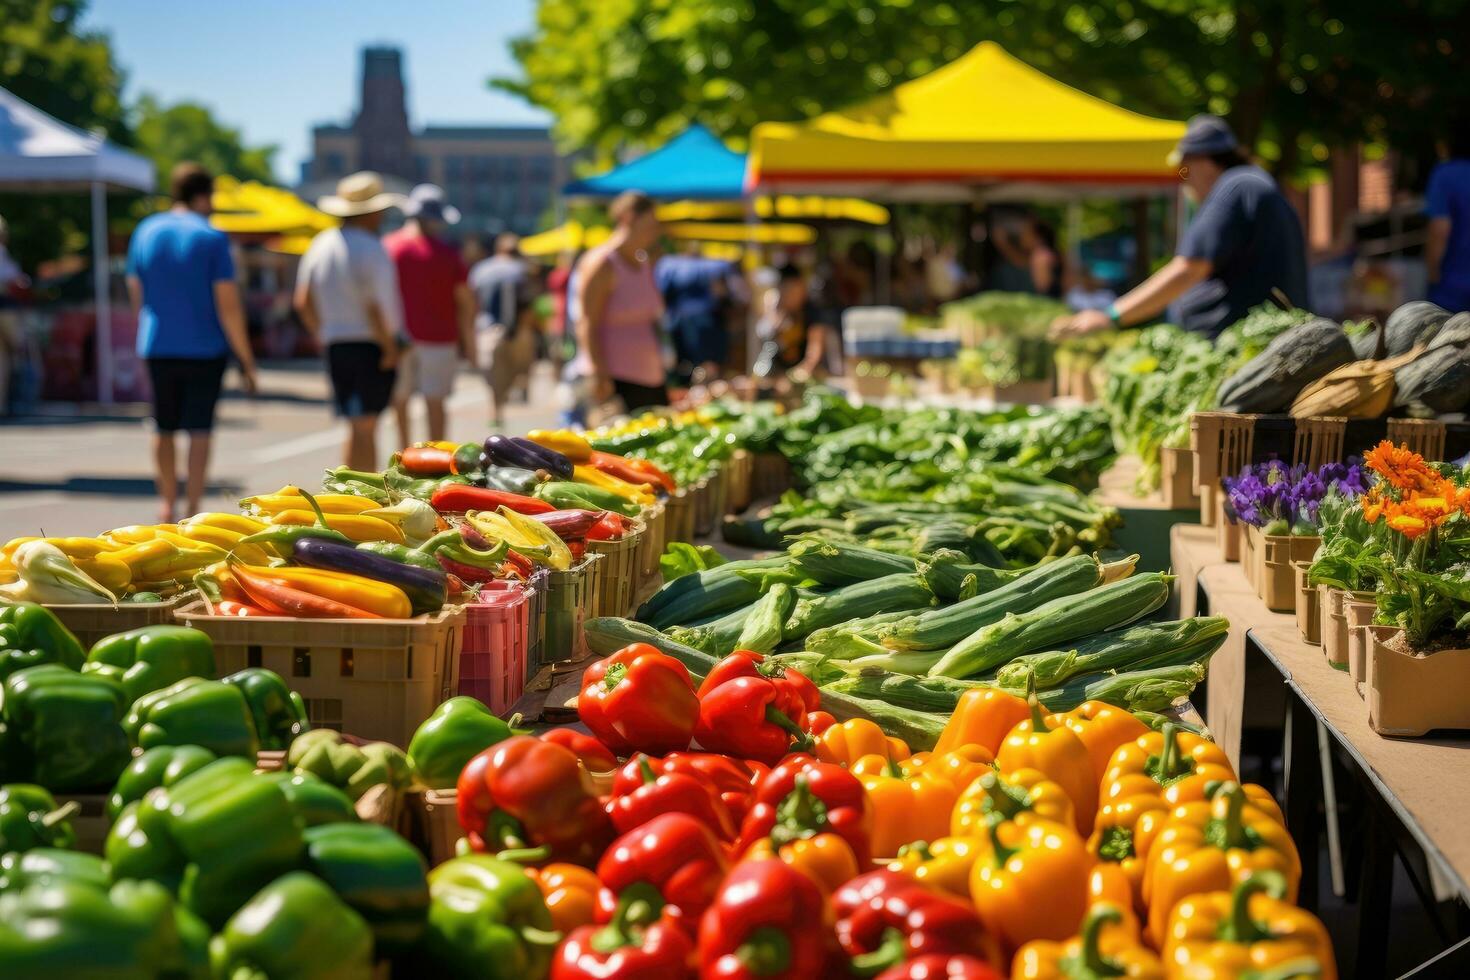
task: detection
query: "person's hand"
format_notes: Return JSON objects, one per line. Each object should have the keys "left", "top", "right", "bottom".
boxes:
{"left": 1050, "top": 308, "right": 1114, "bottom": 341}
{"left": 379, "top": 345, "right": 400, "bottom": 372}
{"left": 239, "top": 363, "right": 258, "bottom": 396}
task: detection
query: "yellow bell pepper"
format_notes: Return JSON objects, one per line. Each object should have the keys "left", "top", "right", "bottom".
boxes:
{"left": 572, "top": 464, "right": 655, "bottom": 505}
{"left": 1162, "top": 872, "right": 1336, "bottom": 980}
{"left": 887, "top": 836, "right": 984, "bottom": 901}
{"left": 180, "top": 512, "right": 268, "bottom": 536}
{"left": 951, "top": 768, "right": 1075, "bottom": 839}
{"left": 1088, "top": 862, "right": 1141, "bottom": 937}
{"left": 267, "top": 510, "right": 403, "bottom": 544}
{"left": 815, "top": 718, "right": 910, "bottom": 768}
{"left": 901, "top": 743, "right": 995, "bottom": 793}
{"left": 235, "top": 565, "right": 412, "bottom": 619}
{"left": 527, "top": 429, "right": 593, "bottom": 463}
{"left": 1047, "top": 700, "right": 1150, "bottom": 785}
{"left": 1100, "top": 723, "right": 1235, "bottom": 811}
{"left": 744, "top": 832, "right": 859, "bottom": 896}
{"left": 1012, "top": 904, "right": 1164, "bottom": 979}
{"left": 1088, "top": 791, "right": 1170, "bottom": 913}
{"left": 969, "top": 817, "right": 1094, "bottom": 953}
{"left": 244, "top": 492, "right": 382, "bottom": 515}
{"left": 996, "top": 682, "right": 1098, "bottom": 836}
{"left": 858, "top": 759, "right": 957, "bottom": 859}
{"left": 933, "top": 687, "right": 1031, "bottom": 757}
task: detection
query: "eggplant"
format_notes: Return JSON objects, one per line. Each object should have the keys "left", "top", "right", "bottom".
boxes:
{"left": 509, "top": 436, "right": 574, "bottom": 479}
{"left": 483, "top": 435, "right": 555, "bottom": 473}
{"left": 532, "top": 509, "right": 608, "bottom": 542}
{"left": 482, "top": 464, "right": 543, "bottom": 495}
{"left": 292, "top": 537, "right": 447, "bottom": 616}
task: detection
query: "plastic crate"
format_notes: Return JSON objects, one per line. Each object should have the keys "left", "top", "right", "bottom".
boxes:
{"left": 48, "top": 595, "right": 184, "bottom": 650}
{"left": 459, "top": 583, "right": 532, "bottom": 715}
{"left": 664, "top": 489, "right": 696, "bottom": 546}
{"left": 588, "top": 520, "right": 644, "bottom": 619}
{"left": 173, "top": 601, "right": 464, "bottom": 748}
{"left": 525, "top": 568, "right": 549, "bottom": 683}
{"left": 540, "top": 555, "right": 599, "bottom": 670}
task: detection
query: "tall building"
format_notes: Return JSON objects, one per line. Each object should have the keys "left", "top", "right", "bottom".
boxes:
{"left": 302, "top": 46, "right": 564, "bottom": 236}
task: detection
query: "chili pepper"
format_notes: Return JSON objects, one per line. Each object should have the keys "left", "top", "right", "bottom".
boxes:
{"left": 400, "top": 444, "right": 458, "bottom": 476}
{"left": 1143, "top": 782, "right": 1301, "bottom": 948}
{"left": 535, "top": 508, "right": 607, "bottom": 542}
{"left": 243, "top": 489, "right": 385, "bottom": 515}
{"left": 108, "top": 537, "right": 227, "bottom": 585}
{"left": 933, "top": 687, "right": 1031, "bottom": 757}
{"left": 743, "top": 830, "right": 860, "bottom": 895}
{"left": 617, "top": 752, "right": 767, "bottom": 823}
{"left": 326, "top": 466, "right": 387, "bottom": 490}
{"left": 121, "top": 675, "right": 259, "bottom": 759}
{"left": 694, "top": 674, "right": 813, "bottom": 766}
{"left": 0, "top": 602, "right": 86, "bottom": 682}
{"left": 0, "top": 784, "right": 78, "bottom": 853}
{"left": 528, "top": 428, "right": 594, "bottom": 463}
{"left": 467, "top": 508, "right": 570, "bottom": 569}
{"left": 1012, "top": 903, "right": 1164, "bottom": 980}
{"left": 3, "top": 665, "right": 132, "bottom": 792}
{"left": 815, "top": 717, "right": 911, "bottom": 768}
{"left": 887, "top": 837, "right": 985, "bottom": 902}
{"left": 951, "top": 768, "right": 1076, "bottom": 839}
{"left": 834, "top": 869, "right": 1001, "bottom": 976}
{"left": 1046, "top": 701, "right": 1151, "bottom": 785}
{"left": 860, "top": 758, "right": 958, "bottom": 859}
{"left": 697, "top": 858, "right": 832, "bottom": 980}
{"left": 619, "top": 455, "right": 677, "bottom": 494}
{"left": 579, "top": 643, "right": 699, "bottom": 755}
{"left": 358, "top": 539, "right": 445, "bottom": 572}
{"left": 71, "top": 551, "right": 135, "bottom": 592}
{"left": 995, "top": 677, "right": 1098, "bottom": 835}
{"left": 0, "top": 541, "right": 117, "bottom": 603}
{"left": 737, "top": 756, "right": 872, "bottom": 867}
{"left": 439, "top": 553, "right": 504, "bottom": 584}
{"left": 432, "top": 483, "right": 556, "bottom": 515}
{"left": 554, "top": 881, "right": 694, "bottom": 980}
{"left": 81, "top": 624, "right": 216, "bottom": 702}
{"left": 969, "top": 817, "right": 1093, "bottom": 953}
{"left": 1161, "top": 871, "right": 1336, "bottom": 980}
{"left": 875, "top": 954, "right": 1005, "bottom": 980}
{"left": 541, "top": 728, "right": 618, "bottom": 772}
{"left": 106, "top": 744, "right": 217, "bottom": 821}
{"left": 210, "top": 871, "right": 375, "bottom": 979}
{"left": 528, "top": 862, "right": 601, "bottom": 933}
{"left": 537, "top": 480, "right": 643, "bottom": 517}
{"left": 583, "top": 511, "right": 629, "bottom": 542}
{"left": 239, "top": 486, "right": 355, "bottom": 550}
{"left": 574, "top": 464, "right": 655, "bottom": 505}
{"left": 608, "top": 755, "right": 739, "bottom": 840}
{"left": 258, "top": 770, "right": 359, "bottom": 828}
{"left": 240, "top": 561, "right": 412, "bottom": 618}
{"left": 267, "top": 508, "right": 403, "bottom": 543}
{"left": 806, "top": 709, "right": 837, "bottom": 735}
{"left": 106, "top": 756, "right": 304, "bottom": 927}
{"left": 301, "top": 821, "right": 431, "bottom": 953}
{"left": 0, "top": 847, "right": 110, "bottom": 892}
{"left": 596, "top": 811, "right": 728, "bottom": 929}
{"left": 423, "top": 854, "right": 562, "bottom": 978}
{"left": 222, "top": 667, "right": 310, "bottom": 750}
{"left": 588, "top": 450, "right": 669, "bottom": 491}
{"left": 216, "top": 599, "right": 270, "bottom": 617}
{"left": 458, "top": 735, "right": 614, "bottom": 866}
{"left": 293, "top": 537, "right": 447, "bottom": 614}
{"left": 183, "top": 511, "right": 269, "bottom": 535}
{"left": 409, "top": 695, "right": 523, "bottom": 790}
{"left": 229, "top": 561, "right": 382, "bottom": 619}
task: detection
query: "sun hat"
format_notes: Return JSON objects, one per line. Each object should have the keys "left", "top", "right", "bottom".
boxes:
{"left": 1167, "top": 114, "right": 1240, "bottom": 167}
{"left": 317, "top": 171, "right": 406, "bottom": 218}
{"left": 403, "top": 184, "right": 461, "bottom": 225}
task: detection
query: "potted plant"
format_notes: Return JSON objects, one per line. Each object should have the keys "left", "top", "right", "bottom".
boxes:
{"left": 1308, "top": 486, "right": 1381, "bottom": 668}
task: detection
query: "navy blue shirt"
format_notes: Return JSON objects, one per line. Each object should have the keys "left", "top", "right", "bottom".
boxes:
{"left": 1426, "top": 159, "right": 1470, "bottom": 312}
{"left": 1172, "top": 165, "right": 1307, "bottom": 338}
{"left": 127, "top": 211, "right": 235, "bottom": 358}
{"left": 655, "top": 255, "right": 734, "bottom": 321}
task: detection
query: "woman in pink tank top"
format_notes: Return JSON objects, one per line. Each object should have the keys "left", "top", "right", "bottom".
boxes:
{"left": 573, "top": 191, "right": 668, "bottom": 410}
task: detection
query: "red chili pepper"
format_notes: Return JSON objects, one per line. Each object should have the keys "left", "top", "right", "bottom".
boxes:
{"left": 875, "top": 955, "right": 1006, "bottom": 980}
{"left": 833, "top": 870, "right": 1002, "bottom": 975}
{"left": 694, "top": 673, "right": 813, "bottom": 767}
{"left": 579, "top": 644, "right": 699, "bottom": 756}
{"left": 552, "top": 883, "right": 693, "bottom": 980}
{"left": 231, "top": 563, "right": 381, "bottom": 619}
{"left": 614, "top": 752, "right": 767, "bottom": 823}
{"left": 400, "top": 445, "right": 456, "bottom": 476}
{"left": 540, "top": 728, "right": 619, "bottom": 773}
{"left": 607, "top": 755, "right": 738, "bottom": 841}
{"left": 619, "top": 456, "right": 677, "bottom": 494}
{"left": 568, "top": 541, "right": 586, "bottom": 562}
{"left": 430, "top": 484, "right": 555, "bottom": 515}
{"left": 805, "top": 710, "right": 837, "bottom": 736}
{"left": 216, "top": 600, "right": 271, "bottom": 617}
{"left": 736, "top": 756, "right": 872, "bottom": 867}
{"left": 696, "top": 859, "right": 833, "bottom": 979}
{"left": 437, "top": 554, "right": 503, "bottom": 585}
{"left": 595, "top": 812, "right": 727, "bottom": 931}
{"left": 502, "top": 550, "right": 535, "bottom": 577}
{"left": 456, "top": 735, "right": 614, "bottom": 867}
{"left": 588, "top": 450, "right": 668, "bottom": 492}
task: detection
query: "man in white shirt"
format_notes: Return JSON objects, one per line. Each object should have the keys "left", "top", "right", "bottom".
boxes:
{"left": 294, "top": 172, "right": 405, "bottom": 471}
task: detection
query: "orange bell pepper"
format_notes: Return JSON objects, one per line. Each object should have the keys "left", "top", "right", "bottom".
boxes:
{"left": 1087, "top": 791, "right": 1171, "bottom": 914}
{"left": 995, "top": 680, "right": 1098, "bottom": 836}
{"left": 858, "top": 759, "right": 957, "bottom": 859}
{"left": 901, "top": 743, "right": 995, "bottom": 793}
{"left": 968, "top": 817, "right": 1093, "bottom": 953}
{"left": 744, "top": 832, "right": 859, "bottom": 896}
{"left": 1047, "top": 700, "right": 1149, "bottom": 785}
{"left": 1143, "top": 782, "right": 1301, "bottom": 948}
{"left": 1099, "top": 723, "right": 1234, "bottom": 810}
{"left": 815, "top": 718, "right": 910, "bottom": 768}
{"left": 933, "top": 688, "right": 1030, "bottom": 757}
{"left": 1162, "top": 774, "right": 1282, "bottom": 817}
{"left": 950, "top": 768, "right": 1075, "bottom": 839}
{"left": 1011, "top": 903, "right": 1164, "bottom": 980}
{"left": 1088, "top": 863, "right": 1141, "bottom": 938}
{"left": 526, "top": 862, "right": 600, "bottom": 933}
{"left": 887, "top": 836, "right": 984, "bottom": 901}
{"left": 1163, "top": 871, "right": 1337, "bottom": 980}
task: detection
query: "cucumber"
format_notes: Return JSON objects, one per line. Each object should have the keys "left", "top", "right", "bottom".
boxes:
{"left": 636, "top": 556, "right": 791, "bottom": 629}
{"left": 917, "top": 549, "right": 1028, "bottom": 600}
{"left": 783, "top": 574, "right": 935, "bottom": 642}
{"left": 787, "top": 539, "right": 918, "bottom": 585}
{"left": 735, "top": 584, "right": 796, "bottom": 655}
{"left": 583, "top": 617, "right": 718, "bottom": 678}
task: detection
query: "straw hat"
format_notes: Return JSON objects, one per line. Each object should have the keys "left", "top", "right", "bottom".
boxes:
{"left": 317, "top": 172, "right": 405, "bottom": 218}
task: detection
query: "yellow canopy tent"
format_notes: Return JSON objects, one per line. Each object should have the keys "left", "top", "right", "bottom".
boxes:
{"left": 209, "top": 177, "right": 335, "bottom": 236}
{"left": 746, "top": 42, "right": 1186, "bottom": 200}
{"left": 655, "top": 196, "right": 890, "bottom": 226}
{"left": 519, "top": 219, "right": 815, "bottom": 257}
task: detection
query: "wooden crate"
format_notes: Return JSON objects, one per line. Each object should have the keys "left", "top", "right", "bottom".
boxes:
{"left": 587, "top": 521, "right": 644, "bottom": 619}
{"left": 726, "top": 449, "right": 753, "bottom": 513}
{"left": 664, "top": 489, "right": 696, "bottom": 546}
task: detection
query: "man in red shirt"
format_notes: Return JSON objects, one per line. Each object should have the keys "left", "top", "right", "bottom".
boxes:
{"left": 383, "top": 184, "right": 475, "bottom": 446}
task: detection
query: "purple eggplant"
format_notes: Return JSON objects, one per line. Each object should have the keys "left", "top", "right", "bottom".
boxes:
{"left": 291, "top": 537, "right": 447, "bottom": 615}
{"left": 509, "top": 436, "right": 575, "bottom": 480}
{"left": 530, "top": 509, "right": 607, "bottom": 542}
{"left": 482, "top": 435, "right": 554, "bottom": 473}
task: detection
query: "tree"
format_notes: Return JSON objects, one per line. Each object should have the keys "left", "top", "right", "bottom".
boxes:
{"left": 132, "top": 95, "right": 278, "bottom": 190}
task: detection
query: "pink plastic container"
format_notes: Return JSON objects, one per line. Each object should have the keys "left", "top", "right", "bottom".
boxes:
{"left": 458, "top": 582, "right": 532, "bottom": 715}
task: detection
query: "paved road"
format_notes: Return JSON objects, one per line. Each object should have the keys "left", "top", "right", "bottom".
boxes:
{"left": 0, "top": 361, "right": 561, "bottom": 540}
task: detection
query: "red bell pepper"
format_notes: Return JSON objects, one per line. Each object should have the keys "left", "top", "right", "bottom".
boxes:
{"left": 833, "top": 870, "right": 1002, "bottom": 975}
{"left": 595, "top": 812, "right": 727, "bottom": 930}
{"left": 875, "top": 955, "right": 1005, "bottom": 980}
{"left": 431, "top": 484, "right": 555, "bottom": 515}
{"left": 579, "top": 644, "right": 699, "bottom": 755}
{"left": 696, "top": 858, "right": 832, "bottom": 979}
{"left": 614, "top": 752, "right": 767, "bottom": 823}
{"left": 736, "top": 756, "right": 872, "bottom": 867}
{"left": 552, "top": 883, "right": 693, "bottom": 980}
{"left": 540, "top": 728, "right": 619, "bottom": 772}
{"left": 607, "top": 756, "right": 738, "bottom": 840}
{"left": 696, "top": 651, "right": 816, "bottom": 711}
{"left": 400, "top": 444, "right": 456, "bottom": 476}
{"left": 585, "top": 512, "right": 630, "bottom": 542}
{"left": 805, "top": 710, "right": 837, "bottom": 736}
{"left": 694, "top": 674, "right": 813, "bottom": 766}
{"left": 457, "top": 735, "right": 615, "bottom": 867}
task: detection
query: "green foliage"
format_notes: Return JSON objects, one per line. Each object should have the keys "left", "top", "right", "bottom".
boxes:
{"left": 132, "top": 95, "right": 278, "bottom": 191}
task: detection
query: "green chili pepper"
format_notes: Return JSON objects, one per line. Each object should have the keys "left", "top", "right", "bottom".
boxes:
{"left": 239, "top": 487, "right": 353, "bottom": 548}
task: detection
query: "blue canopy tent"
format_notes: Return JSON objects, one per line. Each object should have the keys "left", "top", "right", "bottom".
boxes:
{"left": 562, "top": 124, "right": 746, "bottom": 200}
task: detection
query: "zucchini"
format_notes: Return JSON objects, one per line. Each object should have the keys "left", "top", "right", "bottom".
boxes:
{"left": 917, "top": 549, "right": 1027, "bottom": 600}
{"left": 929, "top": 573, "right": 1173, "bottom": 679}
{"left": 990, "top": 616, "right": 1228, "bottom": 689}
{"left": 783, "top": 574, "right": 934, "bottom": 641}
{"left": 668, "top": 604, "right": 752, "bottom": 657}
{"left": 735, "top": 584, "right": 797, "bottom": 655}
{"left": 880, "top": 554, "right": 1102, "bottom": 652}
{"left": 787, "top": 539, "right": 918, "bottom": 585}
{"left": 720, "top": 515, "right": 784, "bottom": 550}
{"left": 821, "top": 669, "right": 981, "bottom": 713}
{"left": 1031, "top": 662, "right": 1206, "bottom": 714}
{"left": 583, "top": 617, "right": 719, "bottom": 678}
{"left": 913, "top": 522, "right": 972, "bottom": 557}
{"left": 806, "top": 609, "right": 927, "bottom": 661}
{"left": 636, "top": 556, "right": 791, "bottom": 629}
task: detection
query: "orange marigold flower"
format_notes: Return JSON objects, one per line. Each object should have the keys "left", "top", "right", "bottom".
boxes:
{"left": 1361, "top": 492, "right": 1385, "bottom": 523}
{"left": 1386, "top": 513, "right": 1430, "bottom": 539}
{"left": 1365, "top": 440, "right": 1437, "bottom": 492}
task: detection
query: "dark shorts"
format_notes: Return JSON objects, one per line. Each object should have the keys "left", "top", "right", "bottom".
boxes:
{"left": 669, "top": 311, "right": 727, "bottom": 367}
{"left": 613, "top": 379, "right": 669, "bottom": 411}
{"left": 327, "top": 342, "right": 397, "bottom": 418}
{"left": 146, "top": 357, "right": 227, "bottom": 433}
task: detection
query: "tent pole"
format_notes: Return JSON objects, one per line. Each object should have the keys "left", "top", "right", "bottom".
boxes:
{"left": 92, "top": 180, "right": 113, "bottom": 404}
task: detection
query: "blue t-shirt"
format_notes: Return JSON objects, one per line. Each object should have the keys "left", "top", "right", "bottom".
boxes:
{"left": 655, "top": 255, "right": 732, "bottom": 321}
{"left": 1427, "top": 159, "right": 1470, "bottom": 312}
{"left": 127, "top": 211, "right": 235, "bottom": 358}
{"left": 1172, "top": 165, "right": 1308, "bottom": 339}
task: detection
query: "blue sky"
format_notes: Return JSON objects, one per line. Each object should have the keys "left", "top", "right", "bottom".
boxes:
{"left": 85, "top": 0, "right": 550, "bottom": 182}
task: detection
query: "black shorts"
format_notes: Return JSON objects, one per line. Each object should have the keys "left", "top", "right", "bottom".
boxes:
{"left": 146, "top": 357, "right": 227, "bottom": 433}
{"left": 613, "top": 379, "right": 669, "bottom": 411}
{"left": 327, "top": 341, "right": 397, "bottom": 418}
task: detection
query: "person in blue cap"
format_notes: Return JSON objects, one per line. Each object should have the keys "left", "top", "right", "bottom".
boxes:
{"left": 1053, "top": 114, "right": 1307, "bottom": 341}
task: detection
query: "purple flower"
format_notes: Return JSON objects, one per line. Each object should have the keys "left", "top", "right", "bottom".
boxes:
{"left": 1224, "top": 456, "right": 1368, "bottom": 531}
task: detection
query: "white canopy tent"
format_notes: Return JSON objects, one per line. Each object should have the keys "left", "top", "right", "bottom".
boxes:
{"left": 0, "top": 86, "right": 155, "bottom": 403}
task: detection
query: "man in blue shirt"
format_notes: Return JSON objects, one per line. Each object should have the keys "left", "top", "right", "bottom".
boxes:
{"left": 1426, "top": 130, "right": 1470, "bottom": 313}
{"left": 1054, "top": 115, "right": 1307, "bottom": 341}
{"left": 655, "top": 250, "right": 746, "bottom": 381}
{"left": 127, "top": 162, "right": 257, "bottom": 521}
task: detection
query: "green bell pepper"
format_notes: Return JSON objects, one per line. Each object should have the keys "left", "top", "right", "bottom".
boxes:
{"left": 288, "top": 730, "right": 414, "bottom": 801}
{"left": 0, "top": 603, "right": 86, "bottom": 683}
{"left": 0, "top": 784, "right": 77, "bottom": 853}
{"left": 209, "top": 871, "right": 374, "bottom": 980}
{"left": 0, "top": 877, "right": 210, "bottom": 978}
{"left": 123, "top": 676, "right": 260, "bottom": 759}
{"left": 221, "top": 667, "right": 309, "bottom": 750}
{"left": 423, "top": 854, "right": 561, "bottom": 978}
{"left": 407, "top": 696, "right": 521, "bottom": 790}
{"left": 0, "top": 847, "right": 108, "bottom": 893}
{"left": 302, "top": 821, "right": 430, "bottom": 952}
{"left": 257, "top": 771, "right": 359, "bottom": 828}
{"left": 107, "top": 745, "right": 218, "bottom": 821}
{"left": 82, "top": 624, "right": 217, "bottom": 702}
{"left": 106, "top": 757, "right": 303, "bottom": 928}
{"left": 3, "top": 665, "right": 132, "bottom": 791}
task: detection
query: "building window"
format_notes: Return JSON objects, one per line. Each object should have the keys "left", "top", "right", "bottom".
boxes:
{"left": 322, "top": 152, "right": 345, "bottom": 175}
